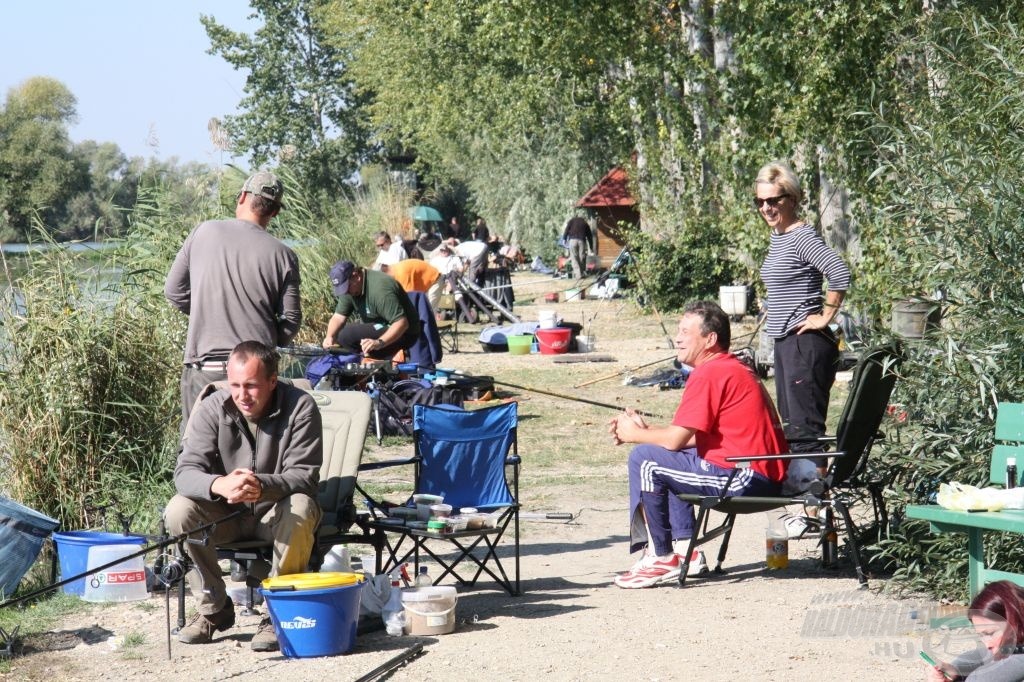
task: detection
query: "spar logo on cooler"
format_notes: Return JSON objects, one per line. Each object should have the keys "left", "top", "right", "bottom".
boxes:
{"left": 279, "top": 616, "right": 317, "bottom": 630}
{"left": 89, "top": 570, "right": 146, "bottom": 588}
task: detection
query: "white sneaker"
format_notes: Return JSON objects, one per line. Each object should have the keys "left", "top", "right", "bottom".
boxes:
{"left": 681, "top": 549, "right": 709, "bottom": 576}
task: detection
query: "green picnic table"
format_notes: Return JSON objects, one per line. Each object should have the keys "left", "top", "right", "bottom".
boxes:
{"left": 904, "top": 504, "right": 1024, "bottom": 597}
{"left": 905, "top": 401, "right": 1024, "bottom": 598}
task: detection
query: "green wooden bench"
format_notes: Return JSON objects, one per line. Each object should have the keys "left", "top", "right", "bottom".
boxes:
{"left": 905, "top": 401, "right": 1024, "bottom": 597}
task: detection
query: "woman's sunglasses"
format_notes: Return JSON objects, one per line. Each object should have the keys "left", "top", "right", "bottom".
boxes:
{"left": 753, "top": 194, "right": 788, "bottom": 209}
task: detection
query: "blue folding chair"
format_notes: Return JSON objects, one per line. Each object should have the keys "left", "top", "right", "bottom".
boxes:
{"left": 362, "top": 401, "right": 521, "bottom": 595}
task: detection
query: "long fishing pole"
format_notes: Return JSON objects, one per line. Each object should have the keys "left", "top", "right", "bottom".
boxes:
{"left": 573, "top": 353, "right": 678, "bottom": 389}
{"left": 0, "top": 510, "right": 243, "bottom": 611}
{"left": 493, "top": 378, "right": 662, "bottom": 418}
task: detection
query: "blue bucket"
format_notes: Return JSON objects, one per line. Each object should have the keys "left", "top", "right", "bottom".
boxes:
{"left": 52, "top": 531, "right": 147, "bottom": 596}
{"left": 260, "top": 572, "right": 364, "bottom": 658}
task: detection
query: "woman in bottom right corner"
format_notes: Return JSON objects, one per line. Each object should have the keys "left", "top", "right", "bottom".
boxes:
{"left": 926, "top": 580, "right": 1024, "bottom": 681}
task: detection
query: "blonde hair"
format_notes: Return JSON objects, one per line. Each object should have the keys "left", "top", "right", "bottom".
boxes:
{"left": 754, "top": 161, "right": 803, "bottom": 204}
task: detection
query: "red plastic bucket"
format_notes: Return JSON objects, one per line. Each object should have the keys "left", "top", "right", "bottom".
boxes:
{"left": 536, "top": 327, "right": 571, "bottom": 355}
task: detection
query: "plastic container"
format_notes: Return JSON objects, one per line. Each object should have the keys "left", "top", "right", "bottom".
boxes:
{"left": 507, "top": 334, "right": 533, "bottom": 356}
{"left": 536, "top": 327, "right": 572, "bottom": 355}
{"left": 430, "top": 503, "right": 453, "bottom": 518}
{"left": 765, "top": 514, "right": 789, "bottom": 570}
{"left": 538, "top": 310, "right": 559, "bottom": 329}
{"left": 719, "top": 285, "right": 748, "bottom": 317}
{"left": 390, "top": 507, "right": 419, "bottom": 522}
{"left": 82, "top": 544, "right": 148, "bottom": 602}
{"left": 382, "top": 577, "right": 405, "bottom": 636}
{"left": 576, "top": 335, "right": 595, "bottom": 353}
{"left": 53, "top": 531, "right": 148, "bottom": 597}
{"left": 413, "top": 494, "right": 444, "bottom": 521}
{"left": 402, "top": 585, "right": 458, "bottom": 636}
{"left": 260, "top": 572, "right": 365, "bottom": 657}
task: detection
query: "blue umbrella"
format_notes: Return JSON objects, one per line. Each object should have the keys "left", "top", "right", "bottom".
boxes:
{"left": 410, "top": 206, "right": 443, "bottom": 222}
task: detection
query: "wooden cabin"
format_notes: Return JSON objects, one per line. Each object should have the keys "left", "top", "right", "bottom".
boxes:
{"left": 575, "top": 166, "right": 640, "bottom": 268}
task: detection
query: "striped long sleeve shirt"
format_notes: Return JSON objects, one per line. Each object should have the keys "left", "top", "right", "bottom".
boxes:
{"left": 759, "top": 223, "right": 851, "bottom": 338}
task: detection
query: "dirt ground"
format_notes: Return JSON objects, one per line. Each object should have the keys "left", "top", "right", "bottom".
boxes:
{"left": 3, "top": 274, "right": 937, "bottom": 681}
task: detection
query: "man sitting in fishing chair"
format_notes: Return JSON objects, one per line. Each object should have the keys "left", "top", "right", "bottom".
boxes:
{"left": 165, "top": 341, "right": 323, "bottom": 651}
{"left": 608, "top": 301, "right": 789, "bottom": 589}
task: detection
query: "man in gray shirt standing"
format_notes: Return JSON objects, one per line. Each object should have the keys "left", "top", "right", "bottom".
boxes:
{"left": 165, "top": 171, "right": 302, "bottom": 425}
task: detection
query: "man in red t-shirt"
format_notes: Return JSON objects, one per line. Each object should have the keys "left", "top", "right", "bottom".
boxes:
{"left": 609, "top": 301, "right": 789, "bottom": 589}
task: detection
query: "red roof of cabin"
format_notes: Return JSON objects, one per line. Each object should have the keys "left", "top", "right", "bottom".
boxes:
{"left": 576, "top": 166, "right": 635, "bottom": 207}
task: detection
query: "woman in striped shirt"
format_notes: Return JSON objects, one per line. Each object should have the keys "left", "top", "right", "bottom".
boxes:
{"left": 756, "top": 161, "right": 851, "bottom": 454}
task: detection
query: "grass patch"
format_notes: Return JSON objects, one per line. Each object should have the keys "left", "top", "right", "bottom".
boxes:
{"left": 119, "top": 631, "right": 146, "bottom": 660}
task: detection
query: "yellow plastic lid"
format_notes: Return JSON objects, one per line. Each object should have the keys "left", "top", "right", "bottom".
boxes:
{"left": 262, "top": 571, "right": 365, "bottom": 591}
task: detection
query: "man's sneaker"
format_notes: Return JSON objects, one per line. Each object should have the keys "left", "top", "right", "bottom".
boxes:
{"left": 681, "top": 549, "right": 709, "bottom": 576}
{"left": 251, "top": 617, "right": 279, "bottom": 652}
{"left": 178, "top": 602, "right": 235, "bottom": 644}
{"left": 614, "top": 554, "right": 681, "bottom": 589}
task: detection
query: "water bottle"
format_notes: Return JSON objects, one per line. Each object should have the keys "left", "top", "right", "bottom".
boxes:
{"left": 320, "top": 545, "right": 351, "bottom": 573}
{"left": 381, "top": 575, "right": 405, "bottom": 636}
{"left": 414, "top": 565, "right": 432, "bottom": 587}
{"left": 765, "top": 513, "right": 789, "bottom": 570}
{"left": 1007, "top": 457, "right": 1018, "bottom": 489}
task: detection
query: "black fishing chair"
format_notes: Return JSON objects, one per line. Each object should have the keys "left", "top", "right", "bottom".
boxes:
{"left": 359, "top": 401, "right": 521, "bottom": 595}
{"left": 174, "top": 384, "right": 383, "bottom": 623}
{"left": 673, "top": 343, "right": 903, "bottom": 587}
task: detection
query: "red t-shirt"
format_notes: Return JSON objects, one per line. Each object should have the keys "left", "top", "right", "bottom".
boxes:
{"left": 673, "top": 353, "right": 789, "bottom": 482}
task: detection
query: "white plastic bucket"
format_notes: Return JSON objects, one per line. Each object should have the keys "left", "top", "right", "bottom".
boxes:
{"left": 538, "top": 310, "right": 559, "bottom": 329}
{"left": 576, "top": 335, "right": 595, "bottom": 353}
{"left": 719, "top": 285, "right": 748, "bottom": 316}
{"left": 82, "top": 543, "right": 149, "bottom": 602}
{"left": 402, "top": 585, "right": 458, "bottom": 635}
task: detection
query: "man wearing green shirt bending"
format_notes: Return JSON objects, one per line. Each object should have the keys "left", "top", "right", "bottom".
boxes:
{"left": 322, "top": 260, "right": 420, "bottom": 358}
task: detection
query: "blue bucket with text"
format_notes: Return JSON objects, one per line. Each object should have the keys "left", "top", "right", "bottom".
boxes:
{"left": 53, "top": 531, "right": 147, "bottom": 596}
{"left": 260, "top": 572, "right": 364, "bottom": 658}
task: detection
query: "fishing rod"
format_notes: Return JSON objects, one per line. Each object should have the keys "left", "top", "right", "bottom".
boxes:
{"left": 574, "top": 354, "right": 679, "bottom": 389}
{"left": 492, "top": 378, "right": 662, "bottom": 419}
{"left": 0, "top": 510, "right": 243, "bottom": 611}
{"left": 1, "top": 510, "right": 243, "bottom": 661}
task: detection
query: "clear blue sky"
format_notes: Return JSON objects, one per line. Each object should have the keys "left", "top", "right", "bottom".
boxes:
{"left": 1, "top": 1, "right": 256, "bottom": 166}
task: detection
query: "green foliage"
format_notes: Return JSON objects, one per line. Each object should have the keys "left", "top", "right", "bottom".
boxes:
{"left": 0, "top": 77, "right": 89, "bottom": 241}
{"left": 202, "top": 0, "right": 371, "bottom": 195}
{"left": 859, "top": 10, "right": 1024, "bottom": 600}
{"left": 0, "top": 240, "right": 181, "bottom": 531}
{"left": 629, "top": 217, "right": 743, "bottom": 314}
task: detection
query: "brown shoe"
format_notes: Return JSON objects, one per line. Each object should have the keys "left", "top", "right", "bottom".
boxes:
{"left": 251, "top": 617, "right": 279, "bottom": 652}
{"left": 178, "top": 602, "right": 235, "bottom": 644}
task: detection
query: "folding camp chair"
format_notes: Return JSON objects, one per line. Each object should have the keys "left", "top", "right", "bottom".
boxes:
{"left": 360, "top": 401, "right": 521, "bottom": 595}
{"left": 674, "top": 343, "right": 902, "bottom": 587}
{"left": 176, "top": 385, "right": 383, "bottom": 621}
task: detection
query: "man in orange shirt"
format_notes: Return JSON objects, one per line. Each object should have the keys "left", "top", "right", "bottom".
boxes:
{"left": 381, "top": 259, "right": 442, "bottom": 312}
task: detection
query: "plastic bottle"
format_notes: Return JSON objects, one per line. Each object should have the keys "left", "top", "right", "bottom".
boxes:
{"left": 414, "top": 565, "right": 431, "bottom": 587}
{"left": 1008, "top": 457, "right": 1018, "bottom": 490}
{"left": 320, "top": 545, "right": 351, "bottom": 573}
{"left": 765, "top": 513, "right": 789, "bottom": 570}
{"left": 381, "top": 575, "right": 405, "bottom": 636}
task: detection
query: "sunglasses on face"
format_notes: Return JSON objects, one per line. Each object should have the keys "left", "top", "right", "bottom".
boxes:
{"left": 753, "top": 194, "right": 788, "bottom": 209}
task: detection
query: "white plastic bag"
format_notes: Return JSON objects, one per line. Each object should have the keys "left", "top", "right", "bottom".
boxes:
{"left": 936, "top": 482, "right": 1007, "bottom": 511}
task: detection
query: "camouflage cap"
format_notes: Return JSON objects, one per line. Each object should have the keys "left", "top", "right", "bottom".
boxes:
{"left": 241, "top": 171, "right": 285, "bottom": 204}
